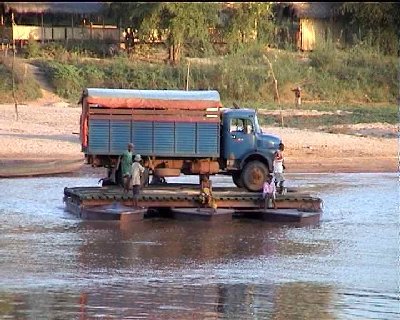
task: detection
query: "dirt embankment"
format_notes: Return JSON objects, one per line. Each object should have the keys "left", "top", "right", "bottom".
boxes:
{"left": 0, "top": 97, "right": 397, "bottom": 178}
{"left": 264, "top": 126, "right": 397, "bottom": 174}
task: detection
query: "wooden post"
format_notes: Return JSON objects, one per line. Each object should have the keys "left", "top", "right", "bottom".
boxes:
{"left": 71, "top": 15, "right": 74, "bottom": 40}
{"left": 186, "top": 60, "right": 190, "bottom": 91}
{"left": 102, "top": 17, "right": 105, "bottom": 41}
{"left": 11, "top": 12, "right": 14, "bottom": 51}
{"left": 118, "top": 18, "right": 121, "bottom": 49}
{"left": 0, "top": 14, "right": 3, "bottom": 51}
{"left": 82, "top": 17, "right": 85, "bottom": 42}
{"left": 51, "top": 14, "right": 54, "bottom": 42}
{"left": 12, "top": 33, "right": 18, "bottom": 121}
{"left": 265, "top": 55, "right": 283, "bottom": 128}
{"left": 300, "top": 20, "right": 303, "bottom": 51}
{"left": 41, "top": 13, "right": 44, "bottom": 44}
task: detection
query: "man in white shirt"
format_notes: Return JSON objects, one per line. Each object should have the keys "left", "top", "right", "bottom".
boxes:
{"left": 130, "top": 154, "right": 145, "bottom": 208}
{"left": 273, "top": 143, "right": 286, "bottom": 195}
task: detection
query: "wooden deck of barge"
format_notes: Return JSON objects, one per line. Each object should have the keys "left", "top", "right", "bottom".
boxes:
{"left": 63, "top": 184, "right": 323, "bottom": 225}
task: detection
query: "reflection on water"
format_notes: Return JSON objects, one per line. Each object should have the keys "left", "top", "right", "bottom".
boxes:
{"left": 0, "top": 173, "right": 398, "bottom": 319}
{"left": 0, "top": 282, "right": 336, "bottom": 319}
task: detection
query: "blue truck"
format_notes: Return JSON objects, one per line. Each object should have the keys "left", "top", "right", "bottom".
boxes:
{"left": 79, "top": 88, "right": 283, "bottom": 192}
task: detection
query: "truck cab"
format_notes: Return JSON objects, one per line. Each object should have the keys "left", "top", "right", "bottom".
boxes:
{"left": 221, "top": 108, "right": 282, "bottom": 191}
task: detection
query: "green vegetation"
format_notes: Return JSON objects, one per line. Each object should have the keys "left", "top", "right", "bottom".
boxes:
{"left": 0, "top": 41, "right": 396, "bottom": 129}
{"left": 109, "top": 2, "right": 399, "bottom": 60}
{"left": 25, "top": 36, "right": 41, "bottom": 59}
{"left": 0, "top": 2, "right": 397, "bottom": 130}
{"left": 257, "top": 103, "right": 397, "bottom": 129}
{"left": 338, "top": 2, "right": 400, "bottom": 55}
{"left": 0, "top": 57, "right": 42, "bottom": 103}
{"left": 28, "top": 42, "right": 397, "bottom": 108}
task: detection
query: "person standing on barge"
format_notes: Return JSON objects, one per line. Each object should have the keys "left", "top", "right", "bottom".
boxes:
{"left": 274, "top": 142, "right": 286, "bottom": 195}
{"left": 119, "top": 143, "right": 134, "bottom": 193}
{"left": 130, "top": 154, "right": 145, "bottom": 208}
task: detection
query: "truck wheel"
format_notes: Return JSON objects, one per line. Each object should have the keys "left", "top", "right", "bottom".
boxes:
{"left": 232, "top": 171, "right": 244, "bottom": 188}
{"left": 242, "top": 160, "right": 269, "bottom": 192}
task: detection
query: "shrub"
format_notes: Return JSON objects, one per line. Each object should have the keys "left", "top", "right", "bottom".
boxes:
{"left": 24, "top": 37, "right": 41, "bottom": 59}
{"left": 37, "top": 42, "right": 397, "bottom": 106}
{"left": 104, "top": 56, "right": 131, "bottom": 88}
{"left": 309, "top": 40, "right": 341, "bottom": 71}
{"left": 46, "top": 61, "right": 84, "bottom": 100}
{"left": 80, "top": 64, "right": 106, "bottom": 87}
{"left": 41, "top": 42, "right": 68, "bottom": 60}
{"left": 0, "top": 56, "right": 42, "bottom": 102}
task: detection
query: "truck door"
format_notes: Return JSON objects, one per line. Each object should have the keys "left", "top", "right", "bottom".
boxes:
{"left": 223, "top": 117, "right": 255, "bottom": 163}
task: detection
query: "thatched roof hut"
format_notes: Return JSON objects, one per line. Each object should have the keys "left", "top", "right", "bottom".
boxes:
{"left": 277, "top": 2, "right": 344, "bottom": 51}
{"left": 2, "top": 2, "right": 108, "bottom": 15}
{"left": 290, "top": 2, "right": 342, "bottom": 19}
{"left": 0, "top": 2, "right": 119, "bottom": 45}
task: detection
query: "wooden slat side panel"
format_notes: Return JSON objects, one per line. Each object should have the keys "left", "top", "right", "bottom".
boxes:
{"left": 88, "top": 119, "right": 109, "bottom": 154}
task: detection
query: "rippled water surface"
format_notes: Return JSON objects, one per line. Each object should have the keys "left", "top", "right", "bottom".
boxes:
{"left": 0, "top": 173, "right": 398, "bottom": 319}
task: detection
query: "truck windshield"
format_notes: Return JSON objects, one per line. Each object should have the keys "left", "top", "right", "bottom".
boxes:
{"left": 253, "top": 113, "right": 261, "bottom": 133}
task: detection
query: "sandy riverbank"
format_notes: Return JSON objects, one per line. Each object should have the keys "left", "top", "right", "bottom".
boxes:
{"left": 0, "top": 100, "right": 397, "bottom": 178}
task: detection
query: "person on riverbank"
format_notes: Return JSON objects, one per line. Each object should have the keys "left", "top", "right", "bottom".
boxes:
{"left": 262, "top": 174, "right": 277, "bottom": 209}
{"left": 130, "top": 154, "right": 145, "bottom": 208}
{"left": 274, "top": 142, "right": 286, "bottom": 195}
{"left": 292, "top": 86, "right": 302, "bottom": 108}
{"left": 119, "top": 143, "right": 134, "bottom": 193}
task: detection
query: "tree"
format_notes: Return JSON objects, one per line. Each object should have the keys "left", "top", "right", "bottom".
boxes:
{"left": 162, "top": 3, "right": 220, "bottom": 63}
{"left": 108, "top": 2, "right": 219, "bottom": 64}
{"left": 219, "top": 2, "right": 274, "bottom": 53}
{"left": 337, "top": 2, "right": 400, "bottom": 55}
{"left": 108, "top": 2, "right": 161, "bottom": 28}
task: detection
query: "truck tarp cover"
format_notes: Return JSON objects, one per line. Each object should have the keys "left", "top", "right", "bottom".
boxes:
{"left": 84, "top": 88, "right": 222, "bottom": 110}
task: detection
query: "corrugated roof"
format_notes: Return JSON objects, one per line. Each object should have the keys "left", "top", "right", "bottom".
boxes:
{"left": 3, "top": 2, "right": 108, "bottom": 15}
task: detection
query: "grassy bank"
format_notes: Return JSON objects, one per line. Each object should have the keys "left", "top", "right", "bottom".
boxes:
{"left": 0, "top": 42, "right": 397, "bottom": 128}
{"left": 256, "top": 103, "right": 397, "bottom": 129}
{"left": 0, "top": 56, "right": 42, "bottom": 103}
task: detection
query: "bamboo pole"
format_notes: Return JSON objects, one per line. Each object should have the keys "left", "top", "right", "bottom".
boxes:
{"left": 12, "top": 23, "right": 18, "bottom": 121}
{"left": 264, "top": 55, "right": 283, "bottom": 127}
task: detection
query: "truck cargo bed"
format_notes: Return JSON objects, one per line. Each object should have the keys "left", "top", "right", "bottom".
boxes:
{"left": 88, "top": 118, "right": 220, "bottom": 157}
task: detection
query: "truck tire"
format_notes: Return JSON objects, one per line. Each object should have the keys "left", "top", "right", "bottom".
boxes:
{"left": 232, "top": 171, "right": 244, "bottom": 188}
{"left": 242, "top": 160, "right": 269, "bottom": 192}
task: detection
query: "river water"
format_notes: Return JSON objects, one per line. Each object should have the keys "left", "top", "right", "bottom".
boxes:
{"left": 0, "top": 173, "right": 398, "bottom": 319}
